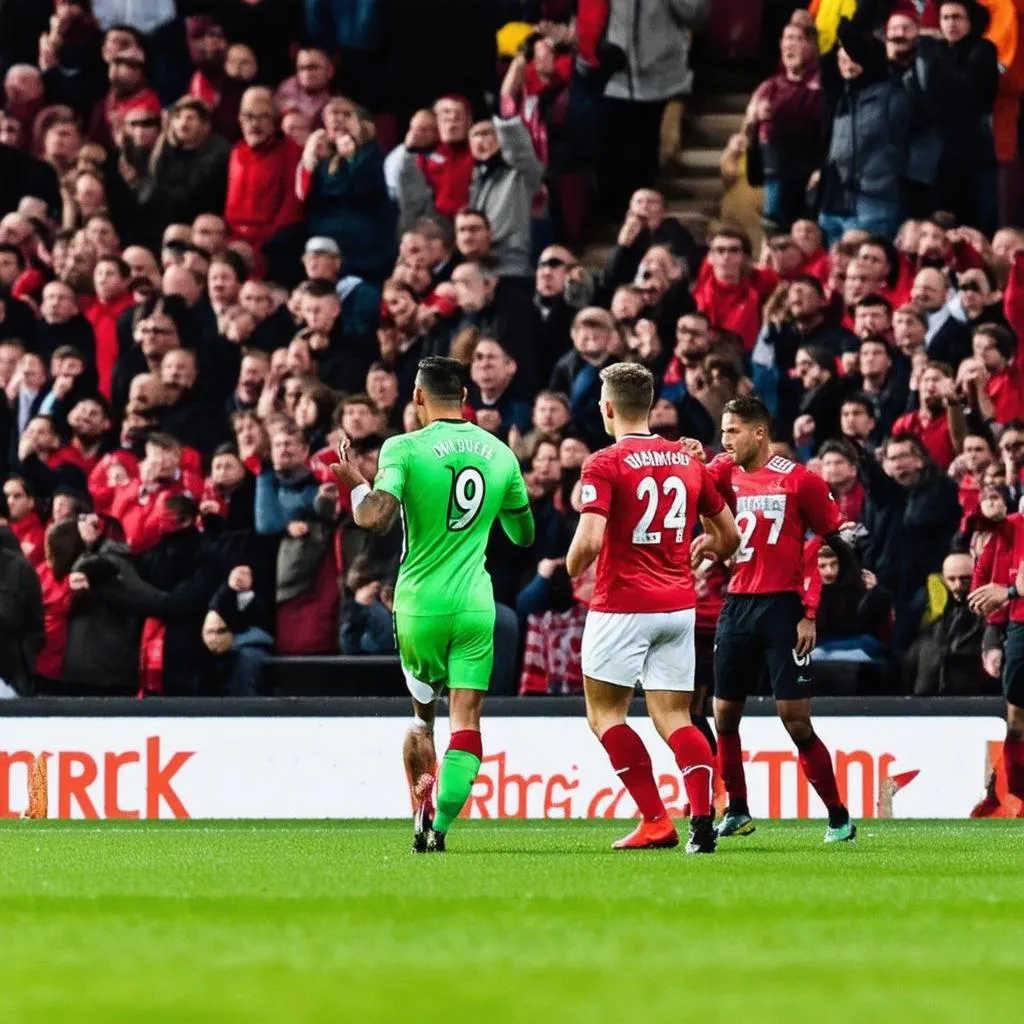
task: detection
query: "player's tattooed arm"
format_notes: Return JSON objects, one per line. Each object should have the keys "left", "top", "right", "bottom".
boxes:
{"left": 353, "top": 490, "right": 401, "bottom": 534}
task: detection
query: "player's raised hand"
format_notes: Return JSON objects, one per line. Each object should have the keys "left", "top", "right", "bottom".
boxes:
{"left": 331, "top": 433, "right": 366, "bottom": 489}
{"left": 794, "top": 617, "right": 816, "bottom": 658}
{"left": 678, "top": 437, "right": 707, "bottom": 462}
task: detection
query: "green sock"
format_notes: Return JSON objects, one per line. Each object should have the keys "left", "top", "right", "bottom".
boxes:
{"left": 433, "top": 749, "right": 481, "bottom": 833}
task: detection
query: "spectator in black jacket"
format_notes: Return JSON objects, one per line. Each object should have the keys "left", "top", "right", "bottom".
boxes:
{"left": 156, "top": 347, "right": 231, "bottom": 458}
{"left": 548, "top": 307, "right": 620, "bottom": 450}
{"left": 905, "top": 549, "right": 990, "bottom": 694}
{"left": 932, "top": 0, "right": 999, "bottom": 234}
{"left": 202, "top": 565, "right": 274, "bottom": 696}
{"left": 530, "top": 245, "right": 590, "bottom": 387}
{"left": 603, "top": 189, "right": 701, "bottom": 291}
{"left": 814, "top": 541, "right": 892, "bottom": 661}
{"left": 859, "top": 432, "right": 963, "bottom": 651}
{"left": 847, "top": 335, "right": 911, "bottom": 443}
{"left": 0, "top": 524, "right": 43, "bottom": 696}
{"left": 129, "top": 96, "right": 231, "bottom": 252}
{"left": 339, "top": 557, "right": 396, "bottom": 656}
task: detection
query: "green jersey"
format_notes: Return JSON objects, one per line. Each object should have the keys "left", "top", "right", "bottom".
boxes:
{"left": 374, "top": 420, "right": 532, "bottom": 615}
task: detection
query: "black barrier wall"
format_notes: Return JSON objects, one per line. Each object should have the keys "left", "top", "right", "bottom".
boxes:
{"left": 0, "top": 696, "right": 1007, "bottom": 717}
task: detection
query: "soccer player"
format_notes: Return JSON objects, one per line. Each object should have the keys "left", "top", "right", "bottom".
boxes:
{"left": 968, "top": 528, "right": 1024, "bottom": 815}
{"left": 331, "top": 356, "right": 535, "bottom": 853}
{"left": 706, "top": 396, "right": 859, "bottom": 843}
{"left": 566, "top": 364, "right": 740, "bottom": 853}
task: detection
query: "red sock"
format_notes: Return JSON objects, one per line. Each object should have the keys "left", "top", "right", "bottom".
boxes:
{"left": 798, "top": 735, "right": 844, "bottom": 809}
{"left": 668, "top": 725, "right": 714, "bottom": 817}
{"left": 449, "top": 730, "right": 482, "bottom": 759}
{"left": 600, "top": 724, "right": 667, "bottom": 822}
{"left": 717, "top": 731, "right": 748, "bottom": 804}
{"left": 1005, "top": 736, "right": 1024, "bottom": 800}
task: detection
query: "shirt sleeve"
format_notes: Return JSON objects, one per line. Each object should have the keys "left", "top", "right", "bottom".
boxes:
{"left": 696, "top": 461, "right": 726, "bottom": 518}
{"left": 501, "top": 457, "right": 531, "bottom": 513}
{"left": 373, "top": 437, "right": 407, "bottom": 501}
{"left": 707, "top": 454, "right": 737, "bottom": 513}
{"left": 798, "top": 468, "right": 844, "bottom": 538}
{"left": 579, "top": 453, "right": 614, "bottom": 518}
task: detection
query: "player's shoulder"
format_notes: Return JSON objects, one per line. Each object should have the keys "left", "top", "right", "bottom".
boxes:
{"left": 379, "top": 432, "right": 410, "bottom": 460}
{"left": 582, "top": 444, "right": 617, "bottom": 474}
{"left": 763, "top": 454, "right": 800, "bottom": 477}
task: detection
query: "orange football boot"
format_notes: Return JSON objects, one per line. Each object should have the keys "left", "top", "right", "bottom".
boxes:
{"left": 612, "top": 816, "right": 679, "bottom": 850}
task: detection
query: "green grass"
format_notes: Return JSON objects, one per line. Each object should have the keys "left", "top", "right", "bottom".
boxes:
{"left": 0, "top": 820, "right": 1021, "bottom": 1022}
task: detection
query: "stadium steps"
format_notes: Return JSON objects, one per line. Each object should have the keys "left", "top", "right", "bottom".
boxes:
{"left": 582, "top": 66, "right": 759, "bottom": 270}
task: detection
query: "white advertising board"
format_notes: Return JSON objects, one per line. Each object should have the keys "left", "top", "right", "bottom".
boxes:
{"left": 0, "top": 716, "right": 1011, "bottom": 819}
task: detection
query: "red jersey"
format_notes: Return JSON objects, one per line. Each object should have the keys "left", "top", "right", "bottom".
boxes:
{"left": 977, "top": 513, "right": 1024, "bottom": 625}
{"left": 708, "top": 453, "right": 843, "bottom": 597}
{"left": 891, "top": 410, "right": 955, "bottom": 469}
{"left": 580, "top": 434, "right": 725, "bottom": 613}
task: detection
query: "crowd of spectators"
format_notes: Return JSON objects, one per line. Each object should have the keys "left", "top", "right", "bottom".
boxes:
{"left": 0, "top": 0, "right": 1020, "bottom": 701}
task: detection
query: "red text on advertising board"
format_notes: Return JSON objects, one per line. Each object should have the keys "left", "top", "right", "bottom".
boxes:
{"left": 0, "top": 737, "right": 195, "bottom": 819}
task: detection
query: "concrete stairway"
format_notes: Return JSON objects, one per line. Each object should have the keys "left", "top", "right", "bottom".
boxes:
{"left": 583, "top": 66, "right": 761, "bottom": 269}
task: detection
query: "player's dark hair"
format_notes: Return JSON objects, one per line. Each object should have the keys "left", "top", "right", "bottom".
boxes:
{"left": 599, "top": 362, "right": 654, "bottom": 418}
{"left": 723, "top": 395, "right": 771, "bottom": 427}
{"left": 416, "top": 356, "right": 467, "bottom": 404}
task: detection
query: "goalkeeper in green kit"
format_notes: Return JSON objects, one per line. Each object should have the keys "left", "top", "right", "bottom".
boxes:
{"left": 331, "top": 357, "right": 534, "bottom": 852}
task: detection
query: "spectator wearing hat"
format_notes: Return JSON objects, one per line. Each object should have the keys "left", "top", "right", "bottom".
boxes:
{"left": 87, "top": 45, "right": 161, "bottom": 152}
{"left": 130, "top": 96, "right": 231, "bottom": 253}
{"left": 818, "top": 16, "right": 914, "bottom": 244}
{"left": 303, "top": 235, "right": 381, "bottom": 341}
{"left": 298, "top": 96, "right": 397, "bottom": 283}
{"left": 225, "top": 87, "right": 305, "bottom": 278}
{"left": 932, "top": 0, "right": 999, "bottom": 234}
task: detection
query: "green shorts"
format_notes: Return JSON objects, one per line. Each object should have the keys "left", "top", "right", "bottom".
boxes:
{"left": 394, "top": 608, "right": 495, "bottom": 703}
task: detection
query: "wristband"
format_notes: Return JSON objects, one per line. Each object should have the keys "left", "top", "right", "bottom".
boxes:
{"left": 1009, "top": 585, "right": 1019, "bottom": 601}
{"left": 351, "top": 483, "right": 371, "bottom": 511}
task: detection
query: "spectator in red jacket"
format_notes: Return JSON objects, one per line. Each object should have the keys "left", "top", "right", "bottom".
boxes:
{"left": 109, "top": 432, "right": 203, "bottom": 554}
{"left": 84, "top": 255, "right": 133, "bottom": 399}
{"left": 892, "top": 361, "right": 967, "bottom": 469}
{"left": 224, "top": 87, "right": 304, "bottom": 276}
{"left": 34, "top": 518, "right": 84, "bottom": 691}
{"left": 88, "top": 47, "right": 162, "bottom": 151}
{"left": 694, "top": 227, "right": 779, "bottom": 351}
{"left": 397, "top": 94, "right": 473, "bottom": 229}
{"left": 818, "top": 439, "right": 866, "bottom": 523}
{"left": 962, "top": 323, "right": 1024, "bottom": 425}
{"left": 2, "top": 475, "right": 46, "bottom": 566}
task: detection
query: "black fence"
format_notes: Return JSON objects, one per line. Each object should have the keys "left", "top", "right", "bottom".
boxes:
{"left": 0, "top": 695, "right": 1006, "bottom": 717}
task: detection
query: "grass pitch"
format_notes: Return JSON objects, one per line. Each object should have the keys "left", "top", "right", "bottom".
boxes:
{"left": 0, "top": 820, "right": 1020, "bottom": 1023}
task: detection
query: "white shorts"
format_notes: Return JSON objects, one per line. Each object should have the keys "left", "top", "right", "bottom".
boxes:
{"left": 581, "top": 608, "right": 696, "bottom": 692}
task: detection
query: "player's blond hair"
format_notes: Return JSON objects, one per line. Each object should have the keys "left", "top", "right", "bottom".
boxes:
{"left": 600, "top": 362, "right": 654, "bottom": 418}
